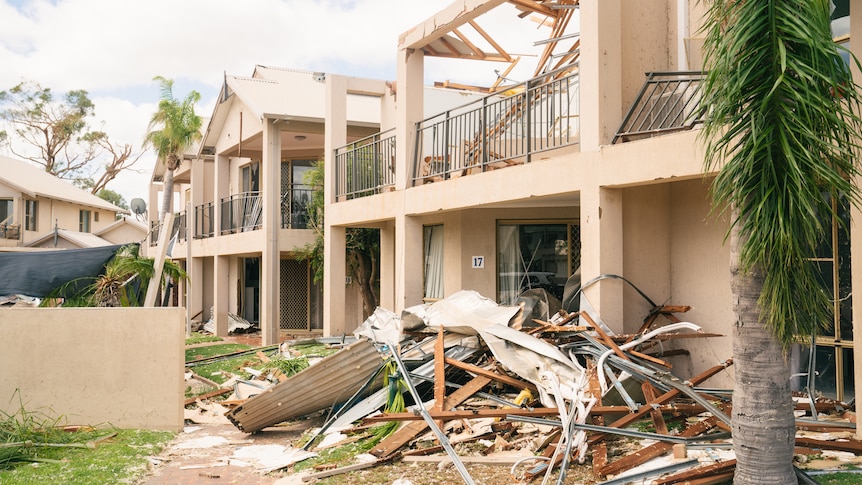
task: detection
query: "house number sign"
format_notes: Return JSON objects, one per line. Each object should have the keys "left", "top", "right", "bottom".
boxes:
{"left": 472, "top": 256, "right": 484, "bottom": 268}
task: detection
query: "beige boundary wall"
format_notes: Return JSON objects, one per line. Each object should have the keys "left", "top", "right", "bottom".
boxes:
{"left": 0, "top": 307, "right": 185, "bottom": 431}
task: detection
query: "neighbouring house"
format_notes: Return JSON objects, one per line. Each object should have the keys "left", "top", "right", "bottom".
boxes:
{"left": 147, "top": 66, "right": 486, "bottom": 344}
{"left": 0, "top": 155, "right": 138, "bottom": 249}
{"left": 319, "top": 0, "right": 857, "bottom": 403}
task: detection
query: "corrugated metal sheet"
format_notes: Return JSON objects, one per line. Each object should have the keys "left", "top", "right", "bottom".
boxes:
{"left": 226, "top": 338, "right": 384, "bottom": 433}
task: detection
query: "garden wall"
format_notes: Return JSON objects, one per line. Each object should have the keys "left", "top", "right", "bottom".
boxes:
{"left": 0, "top": 307, "right": 185, "bottom": 430}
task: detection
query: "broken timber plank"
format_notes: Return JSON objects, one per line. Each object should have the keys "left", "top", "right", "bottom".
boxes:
{"left": 368, "top": 375, "right": 492, "bottom": 458}
{"left": 597, "top": 416, "right": 719, "bottom": 477}
{"left": 653, "top": 459, "right": 736, "bottom": 485}
{"left": 587, "top": 361, "right": 608, "bottom": 478}
{"left": 363, "top": 407, "right": 560, "bottom": 423}
{"left": 443, "top": 357, "right": 538, "bottom": 392}
{"left": 184, "top": 388, "right": 232, "bottom": 406}
{"left": 795, "top": 436, "right": 862, "bottom": 453}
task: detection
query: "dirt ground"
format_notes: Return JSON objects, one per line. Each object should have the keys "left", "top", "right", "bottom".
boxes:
{"left": 137, "top": 417, "right": 599, "bottom": 485}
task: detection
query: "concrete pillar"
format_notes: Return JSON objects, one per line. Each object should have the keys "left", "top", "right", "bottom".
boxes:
{"left": 394, "top": 213, "right": 424, "bottom": 313}
{"left": 324, "top": 74, "right": 348, "bottom": 336}
{"left": 260, "top": 118, "right": 281, "bottom": 346}
{"left": 379, "top": 220, "right": 396, "bottom": 310}
{"left": 395, "top": 46, "right": 424, "bottom": 190}
{"left": 213, "top": 255, "right": 229, "bottom": 336}
{"left": 580, "top": 0, "right": 622, "bottom": 150}
{"left": 212, "top": 154, "right": 230, "bottom": 335}
{"left": 849, "top": 0, "right": 862, "bottom": 437}
{"left": 580, "top": 186, "right": 624, "bottom": 330}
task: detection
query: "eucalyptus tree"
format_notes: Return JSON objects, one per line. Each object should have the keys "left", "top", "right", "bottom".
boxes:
{"left": 699, "top": 0, "right": 862, "bottom": 483}
{"left": 144, "top": 76, "right": 202, "bottom": 222}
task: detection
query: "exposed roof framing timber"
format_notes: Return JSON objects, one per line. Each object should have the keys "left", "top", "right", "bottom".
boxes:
{"left": 508, "top": 0, "right": 559, "bottom": 18}
{"left": 468, "top": 20, "right": 513, "bottom": 62}
{"left": 453, "top": 28, "right": 488, "bottom": 59}
{"left": 399, "top": 0, "right": 507, "bottom": 50}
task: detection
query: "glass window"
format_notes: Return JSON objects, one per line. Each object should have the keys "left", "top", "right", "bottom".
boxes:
{"left": 79, "top": 209, "right": 91, "bottom": 233}
{"left": 0, "top": 199, "right": 12, "bottom": 224}
{"left": 24, "top": 200, "right": 37, "bottom": 231}
{"left": 497, "top": 222, "right": 579, "bottom": 305}
{"left": 242, "top": 162, "right": 260, "bottom": 193}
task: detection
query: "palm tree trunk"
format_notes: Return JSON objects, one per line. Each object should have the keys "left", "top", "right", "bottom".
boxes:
{"left": 160, "top": 167, "right": 174, "bottom": 223}
{"left": 730, "top": 223, "right": 796, "bottom": 485}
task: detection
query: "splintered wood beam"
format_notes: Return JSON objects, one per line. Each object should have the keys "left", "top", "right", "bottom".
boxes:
{"left": 653, "top": 459, "right": 736, "bottom": 485}
{"left": 597, "top": 416, "right": 718, "bottom": 477}
{"left": 367, "top": 375, "right": 492, "bottom": 458}
{"left": 362, "top": 407, "right": 560, "bottom": 423}
{"left": 642, "top": 381, "right": 669, "bottom": 436}
{"left": 443, "top": 357, "right": 538, "bottom": 392}
{"left": 587, "top": 361, "right": 608, "bottom": 477}
{"left": 795, "top": 437, "right": 862, "bottom": 453}
{"left": 508, "top": 0, "right": 557, "bottom": 17}
{"left": 433, "top": 327, "right": 446, "bottom": 431}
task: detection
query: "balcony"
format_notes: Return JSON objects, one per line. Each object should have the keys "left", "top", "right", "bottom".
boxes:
{"left": 149, "top": 212, "right": 187, "bottom": 246}
{"left": 281, "top": 186, "right": 311, "bottom": 229}
{"left": 334, "top": 129, "right": 395, "bottom": 200}
{"left": 221, "top": 192, "right": 262, "bottom": 235}
{"left": 613, "top": 71, "right": 705, "bottom": 144}
{"left": 413, "top": 71, "right": 580, "bottom": 185}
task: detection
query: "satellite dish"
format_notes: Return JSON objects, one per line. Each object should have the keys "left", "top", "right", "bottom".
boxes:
{"left": 130, "top": 198, "right": 147, "bottom": 216}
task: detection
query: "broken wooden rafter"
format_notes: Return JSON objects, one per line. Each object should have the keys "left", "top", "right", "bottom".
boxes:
{"left": 362, "top": 407, "right": 560, "bottom": 423}
{"left": 443, "top": 356, "right": 538, "bottom": 392}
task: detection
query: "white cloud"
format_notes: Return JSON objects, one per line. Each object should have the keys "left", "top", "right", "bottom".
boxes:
{"left": 0, "top": 0, "right": 565, "bottom": 202}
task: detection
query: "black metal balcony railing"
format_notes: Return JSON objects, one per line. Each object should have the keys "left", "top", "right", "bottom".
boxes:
{"left": 281, "top": 186, "right": 312, "bottom": 229}
{"left": 194, "top": 202, "right": 215, "bottom": 239}
{"left": 0, "top": 223, "right": 20, "bottom": 240}
{"left": 613, "top": 71, "right": 705, "bottom": 144}
{"left": 221, "top": 192, "right": 262, "bottom": 235}
{"left": 149, "top": 220, "right": 159, "bottom": 245}
{"left": 149, "top": 212, "right": 187, "bottom": 246}
{"left": 176, "top": 211, "right": 187, "bottom": 243}
{"left": 335, "top": 129, "right": 396, "bottom": 200}
{"left": 413, "top": 71, "right": 580, "bottom": 185}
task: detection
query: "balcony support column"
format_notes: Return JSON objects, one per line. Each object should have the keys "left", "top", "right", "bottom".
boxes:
{"left": 324, "top": 74, "right": 349, "bottom": 336}
{"left": 260, "top": 118, "right": 281, "bottom": 346}
{"left": 213, "top": 255, "right": 230, "bottom": 336}
{"left": 379, "top": 220, "right": 395, "bottom": 311}
{"left": 394, "top": 214, "right": 424, "bottom": 314}
{"left": 580, "top": 186, "right": 624, "bottom": 328}
{"left": 323, "top": 225, "right": 347, "bottom": 336}
{"left": 395, "top": 46, "right": 424, "bottom": 190}
{"left": 580, "top": 0, "right": 622, "bottom": 149}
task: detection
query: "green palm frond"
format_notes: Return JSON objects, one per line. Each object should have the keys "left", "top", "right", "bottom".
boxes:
{"left": 699, "top": 0, "right": 862, "bottom": 346}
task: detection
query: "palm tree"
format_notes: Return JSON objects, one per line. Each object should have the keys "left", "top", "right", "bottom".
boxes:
{"left": 699, "top": 1, "right": 862, "bottom": 483}
{"left": 144, "top": 76, "right": 202, "bottom": 222}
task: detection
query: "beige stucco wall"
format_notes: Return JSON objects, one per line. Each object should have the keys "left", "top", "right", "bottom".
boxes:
{"left": 0, "top": 307, "right": 185, "bottom": 431}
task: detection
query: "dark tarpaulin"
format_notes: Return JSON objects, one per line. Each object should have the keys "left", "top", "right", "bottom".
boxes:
{"left": 0, "top": 244, "right": 125, "bottom": 298}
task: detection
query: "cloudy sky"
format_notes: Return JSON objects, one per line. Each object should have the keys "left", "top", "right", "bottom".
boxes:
{"left": 0, "top": 0, "right": 545, "bottom": 207}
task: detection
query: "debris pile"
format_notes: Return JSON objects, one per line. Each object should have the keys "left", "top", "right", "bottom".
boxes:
{"left": 197, "top": 284, "right": 858, "bottom": 483}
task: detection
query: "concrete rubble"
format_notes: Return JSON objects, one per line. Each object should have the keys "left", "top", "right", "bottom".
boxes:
{"left": 185, "top": 280, "right": 861, "bottom": 484}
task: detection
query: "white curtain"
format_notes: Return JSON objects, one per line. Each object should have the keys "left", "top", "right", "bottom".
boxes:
{"left": 497, "top": 225, "right": 521, "bottom": 304}
{"left": 424, "top": 225, "right": 444, "bottom": 300}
